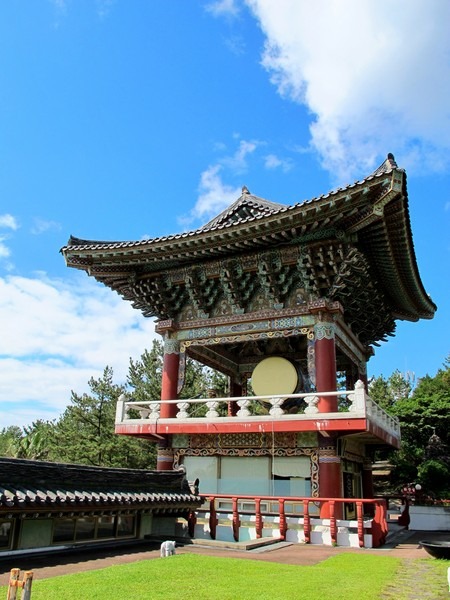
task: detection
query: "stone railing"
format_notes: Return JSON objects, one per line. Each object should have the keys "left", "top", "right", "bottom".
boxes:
{"left": 115, "top": 380, "right": 401, "bottom": 438}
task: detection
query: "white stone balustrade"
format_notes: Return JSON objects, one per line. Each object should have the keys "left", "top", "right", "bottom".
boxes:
{"left": 115, "top": 382, "right": 401, "bottom": 440}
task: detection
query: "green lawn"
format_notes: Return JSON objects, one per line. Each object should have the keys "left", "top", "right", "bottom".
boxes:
{"left": 0, "top": 553, "right": 403, "bottom": 600}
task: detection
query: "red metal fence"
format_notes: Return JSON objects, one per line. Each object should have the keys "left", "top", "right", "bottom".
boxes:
{"left": 189, "top": 495, "right": 388, "bottom": 548}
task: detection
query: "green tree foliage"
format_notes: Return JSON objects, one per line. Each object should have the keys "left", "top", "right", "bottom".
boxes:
{"left": 0, "top": 422, "right": 55, "bottom": 460}
{"left": 369, "top": 369, "right": 413, "bottom": 411}
{"left": 373, "top": 357, "right": 450, "bottom": 496}
{"left": 51, "top": 366, "right": 156, "bottom": 469}
{"left": 0, "top": 426, "right": 23, "bottom": 457}
{"left": 394, "top": 357, "right": 450, "bottom": 495}
{"left": 127, "top": 341, "right": 163, "bottom": 403}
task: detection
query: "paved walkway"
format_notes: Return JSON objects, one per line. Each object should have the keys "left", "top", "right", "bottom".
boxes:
{"left": 0, "top": 530, "right": 448, "bottom": 586}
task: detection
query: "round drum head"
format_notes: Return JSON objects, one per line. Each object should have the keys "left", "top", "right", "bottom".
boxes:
{"left": 251, "top": 356, "right": 298, "bottom": 396}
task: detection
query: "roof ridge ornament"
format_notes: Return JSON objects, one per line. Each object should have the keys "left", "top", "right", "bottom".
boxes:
{"left": 242, "top": 185, "right": 250, "bottom": 195}
{"left": 371, "top": 153, "right": 399, "bottom": 177}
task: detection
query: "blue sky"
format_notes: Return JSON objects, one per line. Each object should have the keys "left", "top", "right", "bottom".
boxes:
{"left": 1, "top": 0, "right": 449, "bottom": 429}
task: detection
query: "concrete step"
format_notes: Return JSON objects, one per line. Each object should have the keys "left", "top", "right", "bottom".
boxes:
{"left": 185, "top": 536, "right": 284, "bottom": 552}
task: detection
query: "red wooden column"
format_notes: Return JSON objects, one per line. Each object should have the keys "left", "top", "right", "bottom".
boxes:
{"left": 318, "top": 443, "right": 343, "bottom": 518}
{"left": 157, "top": 338, "right": 180, "bottom": 471}
{"left": 314, "top": 320, "right": 342, "bottom": 514}
{"left": 160, "top": 339, "right": 180, "bottom": 418}
{"left": 314, "top": 321, "right": 337, "bottom": 412}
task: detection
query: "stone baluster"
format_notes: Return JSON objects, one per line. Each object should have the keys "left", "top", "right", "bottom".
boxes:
{"left": 237, "top": 398, "right": 251, "bottom": 417}
{"left": 269, "top": 396, "right": 285, "bottom": 417}
{"left": 149, "top": 402, "right": 160, "bottom": 419}
{"left": 176, "top": 402, "right": 190, "bottom": 419}
{"left": 304, "top": 394, "right": 319, "bottom": 414}
{"left": 206, "top": 400, "right": 220, "bottom": 418}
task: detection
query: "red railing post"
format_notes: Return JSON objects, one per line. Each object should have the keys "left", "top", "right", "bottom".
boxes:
{"left": 209, "top": 496, "right": 217, "bottom": 540}
{"left": 371, "top": 499, "right": 388, "bottom": 547}
{"left": 356, "top": 501, "right": 364, "bottom": 547}
{"left": 255, "top": 497, "right": 263, "bottom": 538}
{"left": 279, "top": 498, "right": 287, "bottom": 540}
{"left": 232, "top": 497, "right": 240, "bottom": 542}
{"left": 303, "top": 499, "right": 311, "bottom": 543}
{"left": 329, "top": 500, "right": 337, "bottom": 545}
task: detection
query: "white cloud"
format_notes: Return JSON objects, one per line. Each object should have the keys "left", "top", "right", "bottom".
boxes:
{"left": 0, "top": 214, "right": 19, "bottom": 230}
{"left": 221, "top": 139, "right": 259, "bottom": 172}
{"left": 0, "top": 274, "right": 158, "bottom": 428}
{"left": 264, "top": 153, "right": 293, "bottom": 172}
{"left": 179, "top": 138, "right": 260, "bottom": 227}
{"left": 0, "top": 238, "right": 11, "bottom": 259}
{"left": 206, "top": 0, "right": 241, "bottom": 18}
{"left": 194, "top": 164, "right": 242, "bottom": 220}
{"left": 31, "top": 218, "right": 62, "bottom": 235}
{"left": 245, "top": 0, "right": 450, "bottom": 182}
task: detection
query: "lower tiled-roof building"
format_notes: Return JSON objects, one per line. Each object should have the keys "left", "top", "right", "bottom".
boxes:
{"left": 0, "top": 458, "right": 201, "bottom": 556}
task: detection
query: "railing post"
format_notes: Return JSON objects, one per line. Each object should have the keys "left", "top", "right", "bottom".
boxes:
{"left": 22, "top": 572, "right": 33, "bottom": 600}
{"left": 372, "top": 499, "right": 388, "bottom": 548}
{"left": 255, "top": 497, "right": 263, "bottom": 538}
{"left": 7, "top": 569, "right": 33, "bottom": 600}
{"left": 209, "top": 497, "right": 217, "bottom": 540}
{"left": 115, "top": 394, "right": 127, "bottom": 424}
{"left": 348, "top": 380, "right": 366, "bottom": 412}
{"left": 279, "top": 498, "right": 287, "bottom": 540}
{"left": 356, "top": 501, "right": 364, "bottom": 547}
{"left": 232, "top": 497, "right": 240, "bottom": 542}
{"left": 329, "top": 500, "right": 337, "bottom": 545}
{"left": 7, "top": 569, "right": 19, "bottom": 600}
{"left": 303, "top": 499, "right": 311, "bottom": 543}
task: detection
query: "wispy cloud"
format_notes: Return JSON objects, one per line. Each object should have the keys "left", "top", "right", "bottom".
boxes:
{"left": 96, "top": 0, "right": 116, "bottom": 20}
{"left": 244, "top": 0, "right": 450, "bottom": 182}
{"left": 0, "top": 214, "right": 18, "bottom": 267}
{"left": 179, "top": 137, "right": 260, "bottom": 227}
{"left": 205, "top": 0, "right": 241, "bottom": 18}
{"left": 0, "top": 274, "right": 157, "bottom": 428}
{"left": 31, "top": 218, "right": 62, "bottom": 235}
{"left": 264, "top": 153, "right": 293, "bottom": 172}
{"left": 221, "top": 139, "right": 260, "bottom": 172}
{"left": 0, "top": 238, "right": 11, "bottom": 260}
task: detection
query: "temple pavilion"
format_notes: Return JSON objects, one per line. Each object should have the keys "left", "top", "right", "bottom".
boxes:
{"left": 61, "top": 154, "right": 436, "bottom": 523}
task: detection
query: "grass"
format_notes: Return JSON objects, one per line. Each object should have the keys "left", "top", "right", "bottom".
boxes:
{"left": 380, "top": 558, "right": 449, "bottom": 600}
{"left": 0, "top": 553, "right": 402, "bottom": 600}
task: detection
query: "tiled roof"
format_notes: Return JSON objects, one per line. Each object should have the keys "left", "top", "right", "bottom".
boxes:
{"left": 0, "top": 458, "right": 201, "bottom": 512}
{"left": 199, "top": 186, "right": 287, "bottom": 231}
{"left": 62, "top": 155, "right": 399, "bottom": 252}
{"left": 60, "top": 154, "right": 436, "bottom": 343}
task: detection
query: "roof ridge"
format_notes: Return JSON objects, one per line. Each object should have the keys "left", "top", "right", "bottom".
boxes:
{"left": 199, "top": 186, "right": 287, "bottom": 231}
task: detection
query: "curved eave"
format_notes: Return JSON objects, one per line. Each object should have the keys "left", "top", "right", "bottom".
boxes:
{"left": 360, "top": 170, "right": 436, "bottom": 321}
